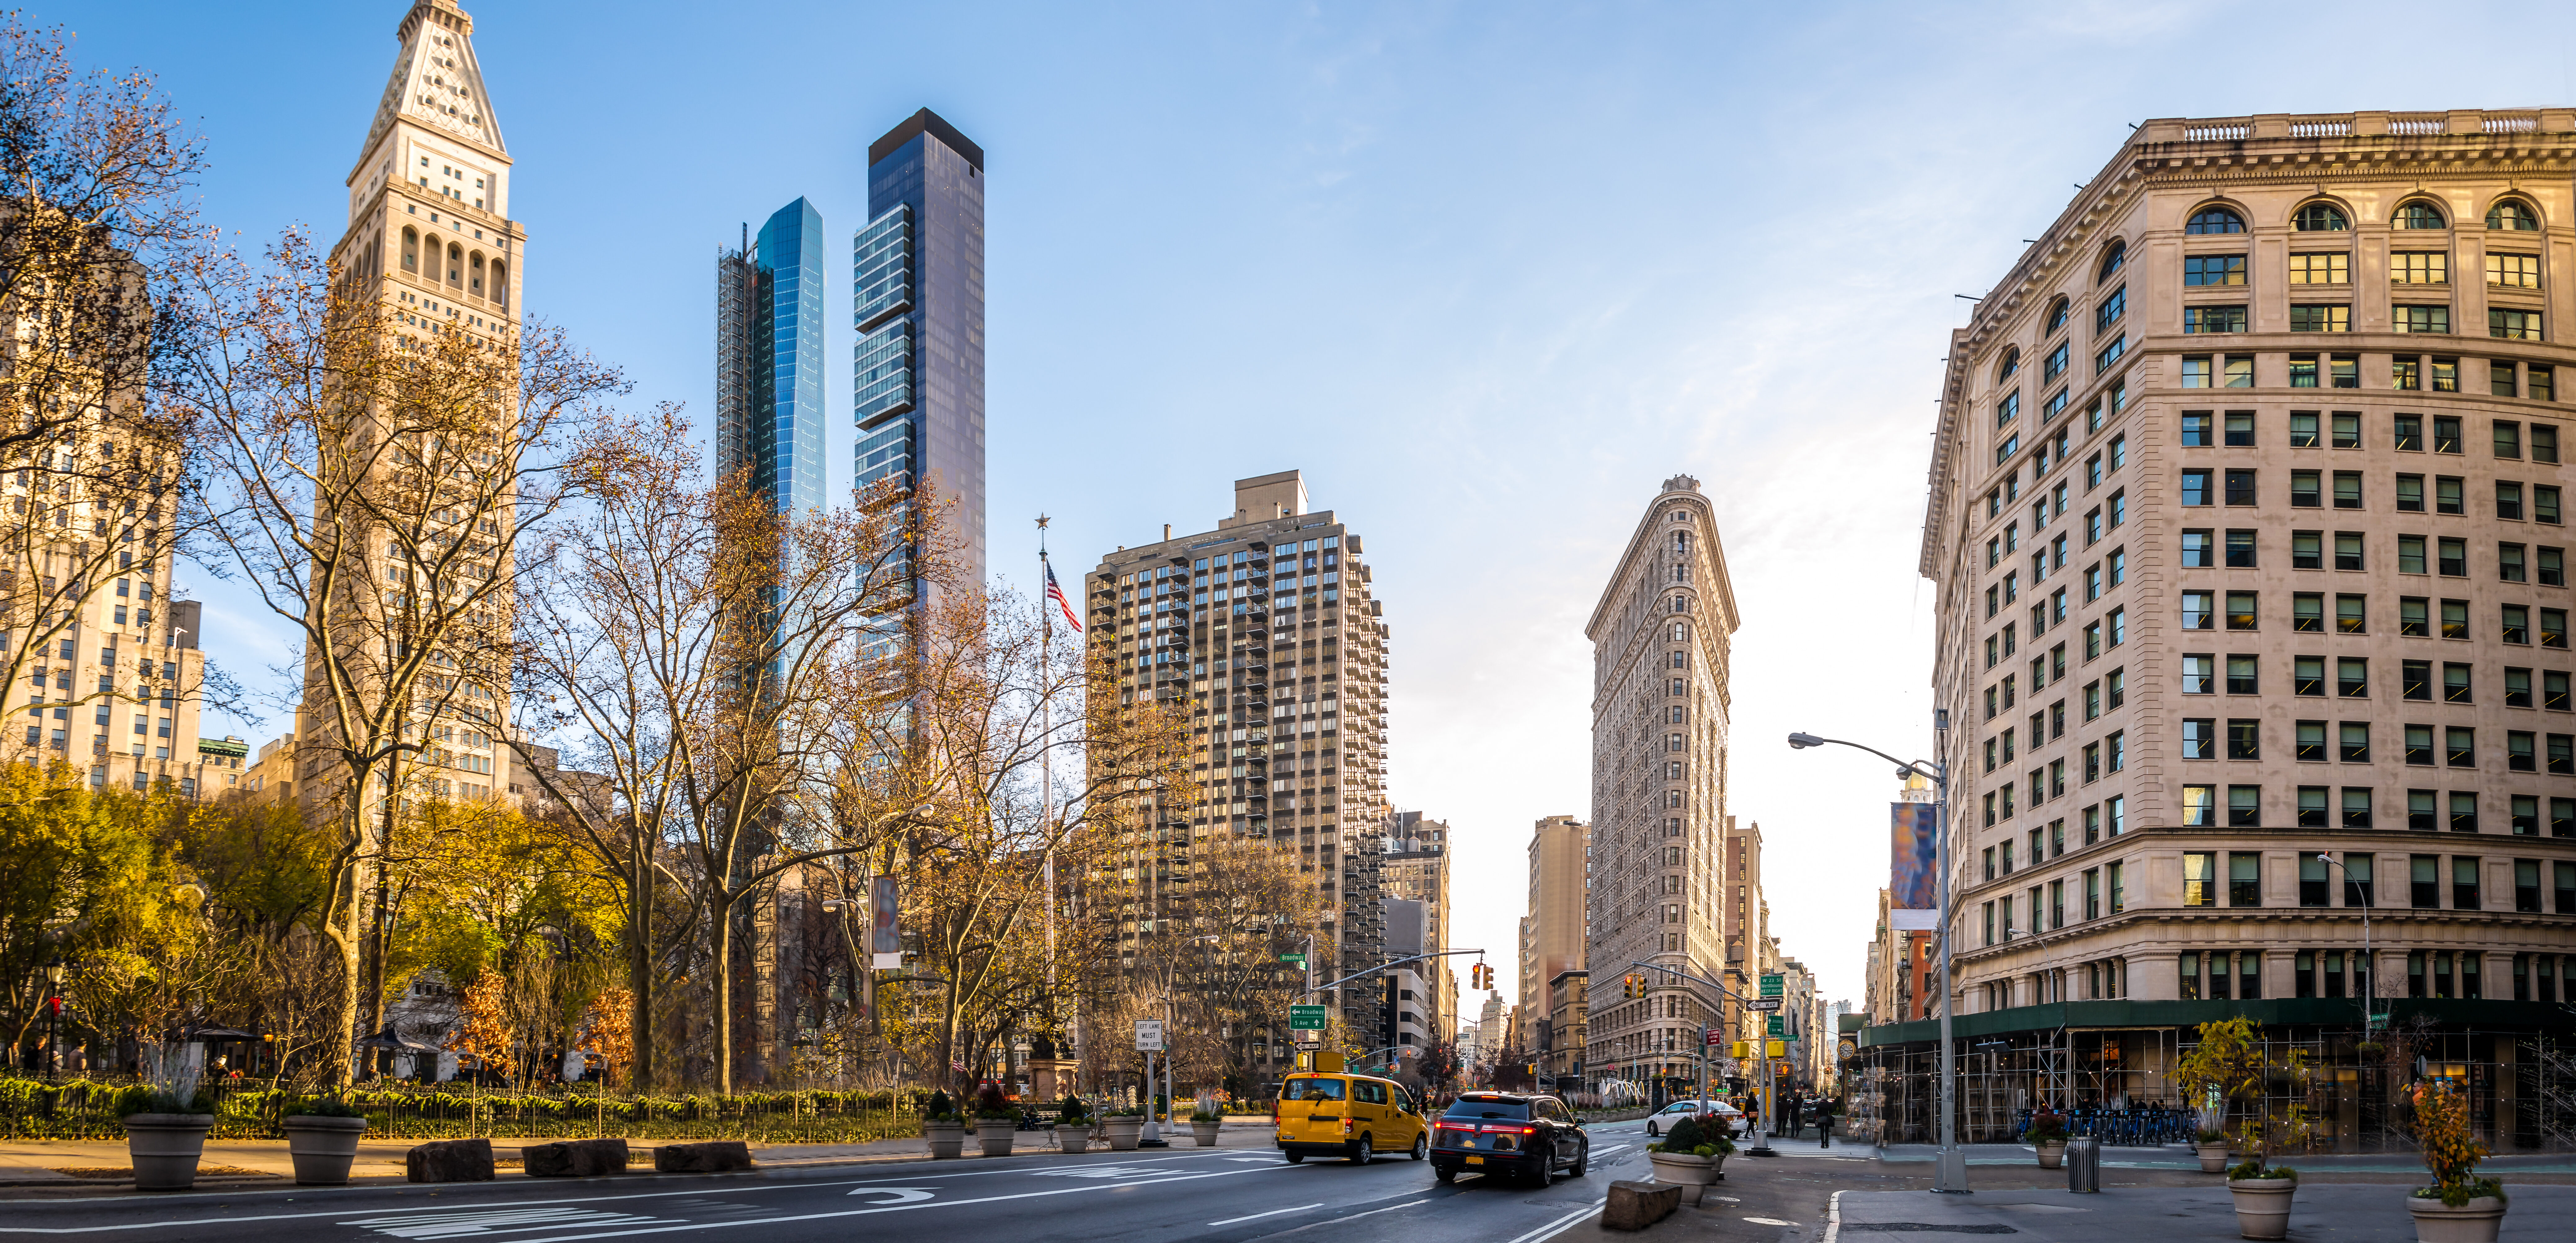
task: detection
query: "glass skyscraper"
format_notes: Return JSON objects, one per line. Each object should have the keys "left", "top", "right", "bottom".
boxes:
{"left": 853, "top": 108, "right": 985, "bottom": 592}
{"left": 716, "top": 196, "right": 828, "bottom": 519}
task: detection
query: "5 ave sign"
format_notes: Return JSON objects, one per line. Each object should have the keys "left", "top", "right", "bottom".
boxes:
{"left": 1288, "top": 1005, "right": 1328, "bottom": 1031}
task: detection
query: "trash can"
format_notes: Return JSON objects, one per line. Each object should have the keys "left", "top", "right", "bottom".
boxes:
{"left": 2065, "top": 1135, "right": 2100, "bottom": 1193}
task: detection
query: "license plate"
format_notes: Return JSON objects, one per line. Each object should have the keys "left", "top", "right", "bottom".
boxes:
{"left": 1465, "top": 1156, "right": 1483, "bottom": 1165}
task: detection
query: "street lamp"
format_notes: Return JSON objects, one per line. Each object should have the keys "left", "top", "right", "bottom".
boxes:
{"left": 42, "top": 957, "right": 65, "bottom": 1082}
{"left": 2314, "top": 853, "right": 2378, "bottom": 1039}
{"left": 1787, "top": 718, "right": 1968, "bottom": 1194}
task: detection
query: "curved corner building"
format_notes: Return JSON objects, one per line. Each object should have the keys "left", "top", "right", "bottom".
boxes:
{"left": 1901, "top": 109, "right": 2576, "bottom": 1151}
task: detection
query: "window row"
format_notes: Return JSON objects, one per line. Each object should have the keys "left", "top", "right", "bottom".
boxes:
{"left": 2180, "top": 533, "right": 2569, "bottom": 581}
{"left": 2179, "top": 198, "right": 2540, "bottom": 237}
{"left": 1979, "top": 859, "right": 2126, "bottom": 946}
{"left": 2185, "top": 654, "right": 2576, "bottom": 704}
{"left": 2180, "top": 720, "right": 2576, "bottom": 770}
{"left": 2178, "top": 592, "right": 2567, "bottom": 641}
{"left": 2184, "top": 352, "right": 2564, "bottom": 391}
{"left": 2184, "top": 849, "right": 2574, "bottom": 911}
{"left": 2182, "top": 410, "right": 2560, "bottom": 457}
{"left": 2278, "top": 476, "right": 2567, "bottom": 523}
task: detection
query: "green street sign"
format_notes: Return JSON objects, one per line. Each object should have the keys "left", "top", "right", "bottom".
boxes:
{"left": 1759, "top": 973, "right": 1784, "bottom": 998}
{"left": 1279, "top": 953, "right": 1307, "bottom": 966}
{"left": 1767, "top": 1015, "right": 1785, "bottom": 1037}
{"left": 1289, "top": 1005, "right": 1327, "bottom": 1031}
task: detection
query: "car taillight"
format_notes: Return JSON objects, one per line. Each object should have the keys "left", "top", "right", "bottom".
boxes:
{"left": 1270, "top": 1099, "right": 1279, "bottom": 1123}
{"left": 1341, "top": 1117, "right": 1355, "bottom": 1134}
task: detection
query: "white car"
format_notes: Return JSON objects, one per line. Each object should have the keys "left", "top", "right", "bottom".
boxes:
{"left": 1642, "top": 1099, "right": 1743, "bottom": 1138}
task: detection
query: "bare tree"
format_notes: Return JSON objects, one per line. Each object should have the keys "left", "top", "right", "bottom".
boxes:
{"left": 166, "top": 231, "right": 631, "bottom": 1087}
{"left": 512, "top": 412, "right": 923, "bottom": 1093}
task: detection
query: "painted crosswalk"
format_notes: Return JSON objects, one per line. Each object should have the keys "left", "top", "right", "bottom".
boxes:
{"left": 342, "top": 1207, "right": 687, "bottom": 1239}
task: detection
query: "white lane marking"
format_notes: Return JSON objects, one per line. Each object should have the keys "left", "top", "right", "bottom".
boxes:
{"left": 0, "top": 1152, "right": 1236, "bottom": 1234}
{"left": 1207, "top": 1202, "right": 1324, "bottom": 1226}
{"left": 1745, "top": 1217, "right": 1797, "bottom": 1226}
{"left": 1223, "top": 1156, "right": 1286, "bottom": 1164}
{"left": 842, "top": 1188, "right": 935, "bottom": 1204}
{"left": 344, "top": 1209, "right": 685, "bottom": 1239}
{"left": 1501, "top": 1198, "right": 1606, "bottom": 1243}
{"left": 1824, "top": 1189, "right": 1844, "bottom": 1243}
{"left": 1026, "top": 1165, "right": 1170, "bottom": 1179}
{"left": 421, "top": 1161, "right": 1301, "bottom": 1243}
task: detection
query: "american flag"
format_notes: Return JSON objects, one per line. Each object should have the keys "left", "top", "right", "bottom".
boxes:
{"left": 1045, "top": 560, "right": 1083, "bottom": 634}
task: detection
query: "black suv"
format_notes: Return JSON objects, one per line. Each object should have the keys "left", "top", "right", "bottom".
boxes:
{"left": 1428, "top": 1092, "right": 1588, "bottom": 1186}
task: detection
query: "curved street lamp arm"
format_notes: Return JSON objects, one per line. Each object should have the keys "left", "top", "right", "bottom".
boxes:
{"left": 1790, "top": 733, "right": 1939, "bottom": 781}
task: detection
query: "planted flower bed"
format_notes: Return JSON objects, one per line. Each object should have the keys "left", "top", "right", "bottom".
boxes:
{"left": 2, "top": 1077, "right": 928, "bottom": 1143}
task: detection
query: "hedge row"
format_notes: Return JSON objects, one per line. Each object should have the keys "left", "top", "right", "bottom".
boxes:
{"left": 1, "top": 1077, "right": 933, "bottom": 1143}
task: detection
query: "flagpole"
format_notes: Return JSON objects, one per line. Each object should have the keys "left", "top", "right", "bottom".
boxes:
{"left": 1038, "top": 516, "right": 1057, "bottom": 995}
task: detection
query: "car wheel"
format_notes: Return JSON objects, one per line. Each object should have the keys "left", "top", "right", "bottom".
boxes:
{"left": 1284, "top": 1152, "right": 1305, "bottom": 1164}
{"left": 1645, "top": 1121, "right": 1658, "bottom": 1137}
{"left": 1433, "top": 1165, "right": 1455, "bottom": 1184}
{"left": 1410, "top": 1134, "right": 1428, "bottom": 1161}
{"left": 1529, "top": 1155, "right": 1553, "bottom": 1188}
{"left": 1570, "top": 1141, "right": 1589, "bottom": 1178}
{"left": 1351, "top": 1135, "right": 1373, "bottom": 1165}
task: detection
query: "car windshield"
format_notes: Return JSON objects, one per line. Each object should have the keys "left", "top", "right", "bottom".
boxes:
{"left": 1282, "top": 1077, "right": 1346, "bottom": 1102}
{"left": 1443, "top": 1099, "right": 1530, "bottom": 1121}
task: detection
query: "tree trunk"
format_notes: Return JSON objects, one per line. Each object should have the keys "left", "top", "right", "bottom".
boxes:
{"left": 628, "top": 840, "right": 654, "bottom": 1094}
{"left": 712, "top": 888, "right": 735, "bottom": 1095}
{"left": 319, "top": 847, "right": 369, "bottom": 1091}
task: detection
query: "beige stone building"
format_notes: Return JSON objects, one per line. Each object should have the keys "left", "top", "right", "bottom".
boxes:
{"left": 1586, "top": 475, "right": 1740, "bottom": 1102}
{"left": 1898, "top": 109, "right": 2576, "bottom": 1147}
{"left": 1083, "top": 470, "right": 1391, "bottom": 1070}
{"left": 1381, "top": 811, "right": 1454, "bottom": 1048}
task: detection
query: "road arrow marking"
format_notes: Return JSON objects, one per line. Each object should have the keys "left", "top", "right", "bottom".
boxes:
{"left": 843, "top": 1188, "right": 936, "bottom": 1205}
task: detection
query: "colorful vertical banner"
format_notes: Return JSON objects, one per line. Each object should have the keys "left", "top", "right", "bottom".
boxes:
{"left": 870, "top": 875, "right": 902, "bottom": 966}
{"left": 1891, "top": 801, "right": 1938, "bottom": 911}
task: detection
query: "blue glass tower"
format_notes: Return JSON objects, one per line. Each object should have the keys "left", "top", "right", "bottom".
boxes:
{"left": 716, "top": 197, "right": 827, "bottom": 519}
{"left": 854, "top": 109, "right": 984, "bottom": 592}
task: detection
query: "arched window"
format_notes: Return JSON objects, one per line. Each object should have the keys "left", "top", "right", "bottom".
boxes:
{"left": 2394, "top": 200, "right": 2447, "bottom": 229}
{"left": 2098, "top": 241, "right": 2126, "bottom": 282}
{"left": 469, "top": 252, "right": 485, "bottom": 298}
{"left": 2185, "top": 205, "right": 2246, "bottom": 234}
{"left": 2045, "top": 296, "right": 2070, "bottom": 336}
{"left": 446, "top": 243, "right": 464, "bottom": 288}
{"left": 2487, "top": 199, "right": 2540, "bottom": 231}
{"left": 1998, "top": 347, "right": 2021, "bottom": 381}
{"left": 2293, "top": 203, "right": 2348, "bottom": 232}
{"left": 491, "top": 261, "right": 507, "bottom": 309}
{"left": 401, "top": 227, "right": 419, "bottom": 272}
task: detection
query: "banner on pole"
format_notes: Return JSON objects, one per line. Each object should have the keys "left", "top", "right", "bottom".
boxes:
{"left": 870, "top": 875, "right": 902, "bottom": 968}
{"left": 1891, "top": 801, "right": 1938, "bottom": 912}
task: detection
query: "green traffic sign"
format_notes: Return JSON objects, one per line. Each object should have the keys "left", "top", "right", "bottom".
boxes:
{"left": 1759, "top": 973, "right": 1784, "bottom": 998}
{"left": 1279, "top": 953, "right": 1307, "bottom": 965}
{"left": 1767, "top": 1015, "right": 1785, "bottom": 1037}
{"left": 1289, "top": 1005, "right": 1327, "bottom": 1031}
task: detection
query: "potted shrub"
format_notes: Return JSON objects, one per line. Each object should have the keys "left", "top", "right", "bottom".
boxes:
{"left": 121, "top": 1049, "right": 216, "bottom": 1192}
{"left": 922, "top": 1091, "right": 967, "bottom": 1159}
{"left": 2026, "top": 1106, "right": 2068, "bottom": 1169}
{"left": 2176, "top": 1017, "right": 2265, "bottom": 1174}
{"left": 1643, "top": 1115, "right": 1732, "bottom": 1206}
{"left": 2406, "top": 1081, "right": 2506, "bottom": 1243}
{"left": 1190, "top": 1104, "right": 1223, "bottom": 1147}
{"left": 1052, "top": 1095, "right": 1092, "bottom": 1154}
{"left": 281, "top": 1093, "right": 371, "bottom": 1186}
{"left": 2224, "top": 1154, "right": 2298, "bottom": 1241}
{"left": 1102, "top": 1104, "right": 1146, "bottom": 1152}
{"left": 972, "top": 1085, "right": 1018, "bottom": 1157}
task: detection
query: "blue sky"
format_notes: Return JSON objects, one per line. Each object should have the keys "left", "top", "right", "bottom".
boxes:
{"left": 58, "top": 0, "right": 2576, "bottom": 1020}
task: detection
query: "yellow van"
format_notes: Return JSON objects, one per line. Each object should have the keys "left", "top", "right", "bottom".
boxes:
{"left": 1272, "top": 1071, "right": 1429, "bottom": 1164}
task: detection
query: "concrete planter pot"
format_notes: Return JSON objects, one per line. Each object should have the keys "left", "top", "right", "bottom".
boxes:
{"left": 1191, "top": 1120, "right": 1222, "bottom": 1147}
{"left": 282, "top": 1115, "right": 370, "bottom": 1186}
{"left": 924, "top": 1120, "right": 966, "bottom": 1159}
{"left": 974, "top": 1120, "right": 1016, "bottom": 1157}
{"left": 1646, "top": 1151, "right": 1721, "bottom": 1206}
{"left": 2196, "top": 1142, "right": 2230, "bottom": 1173}
{"left": 2035, "top": 1139, "right": 2066, "bottom": 1169}
{"left": 2406, "top": 1194, "right": 2506, "bottom": 1243}
{"left": 1102, "top": 1116, "right": 1145, "bottom": 1151}
{"left": 1052, "top": 1125, "right": 1090, "bottom": 1155}
{"left": 123, "top": 1114, "right": 215, "bottom": 1191}
{"left": 2226, "top": 1177, "right": 2295, "bottom": 1240}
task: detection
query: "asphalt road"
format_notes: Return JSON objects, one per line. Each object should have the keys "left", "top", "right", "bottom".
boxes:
{"left": 0, "top": 1125, "right": 1678, "bottom": 1243}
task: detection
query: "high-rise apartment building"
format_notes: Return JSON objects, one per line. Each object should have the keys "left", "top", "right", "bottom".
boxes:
{"left": 1586, "top": 475, "right": 1739, "bottom": 1104}
{"left": 716, "top": 198, "right": 827, "bottom": 518}
{"left": 1518, "top": 813, "right": 1588, "bottom": 1078}
{"left": 1383, "top": 810, "right": 1454, "bottom": 1046}
{"left": 1084, "top": 470, "right": 1392, "bottom": 1061}
{"left": 1901, "top": 109, "right": 2576, "bottom": 1146}
{"left": 853, "top": 109, "right": 984, "bottom": 592}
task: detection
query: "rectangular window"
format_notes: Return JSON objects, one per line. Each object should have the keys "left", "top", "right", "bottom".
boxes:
{"left": 2294, "top": 591, "right": 2324, "bottom": 630}
{"left": 2500, "top": 480, "right": 2526, "bottom": 519}
{"left": 2439, "top": 537, "right": 2468, "bottom": 576}
{"left": 2413, "top": 855, "right": 2441, "bottom": 907}
{"left": 2397, "top": 474, "right": 2426, "bottom": 512}
{"left": 2505, "top": 604, "right": 2531, "bottom": 644}
{"left": 2290, "top": 411, "right": 2320, "bottom": 445}
{"left": 2289, "top": 304, "right": 2351, "bottom": 332}
{"left": 2290, "top": 252, "right": 2350, "bottom": 284}
{"left": 2299, "top": 785, "right": 2330, "bottom": 828}
{"left": 2182, "top": 590, "right": 2213, "bottom": 630}
{"left": 2406, "top": 723, "right": 2436, "bottom": 765}
{"left": 2185, "top": 305, "right": 2249, "bottom": 334}
{"left": 2412, "top": 789, "right": 2440, "bottom": 831}
{"left": 2497, "top": 421, "right": 2524, "bottom": 459}
{"left": 2183, "top": 354, "right": 2210, "bottom": 388}
{"left": 2548, "top": 671, "right": 2571, "bottom": 711}
{"left": 2227, "top": 654, "right": 2258, "bottom": 694}
{"left": 2226, "top": 470, "right": 2258, "bottom": 506}
{"left": 2183, "top": 529, "right": 2214, "bottom": 567}
{"left": 2435, "top": 415, "right": 2464, "bottom": 453}
{"left": 2332, "top": 354, "right": 2361, "bottom": 388}
{"left": 2228, "top": 719, "right": 2260, "bottom": 761}
{"left": 2339, "top": 657, "right": 2369, "bottom": 697}
{"left": 2404, "top": 659, "right": 2433, "bottom": 701}
{"left": 2504, "top": 543, "right": 2530, "bottom": 582}
{"left": 2396, "top": 357, "right": 2423, "bottom": 389}
{"left": 2336, "top": 532, "right": 2365, "bottom": 571}
{"left": 2452, "top": 790, "right": 2481, "bottom": 834}
{"left": 2290, "top": 471, "right": 2321, "bottom": 508}
{"left": 2229, "top": 850, "right": 2262, "bottom": 904}
{"left": 2337, "top": 593, "right": 2366, "bottom": 633}
{"left": 2182, "top": 852, "right": 2215, "bottom": 906}
{"left": 2341, "top": 721, "right": 2370, "bottom": 762}
{"left": 2442, "top": 598, "right": 2470, "bottom": 638}
{"left": 2095, "top": 335, "right": 2126, "bottom": 375}
{"left": 2181, "top": 469, "right": 2211, "bottom": 506}
{"left": 2227, "top": 591, "right": 2257, "bottom": 630}
{"left": 2454, "top": 854, "right": 2481, "bottom": 907}
{"left": 2184, "top": 254, "right": 2247, "bottom": 286}
{"left": 2488, "top": 253, "right": 2541, "bottom": 288}
{"left": 2392, "top": 252, "right": 2451, "bottom": 284}
{"left": 2296, "top": 720, "right": 2326, "bottom": 761}
{"left": 2447, "top": 725, "right": 2476, "bottom": 767}
{"left": 2491, "top": 309, "right": 2543, "bottom": 340}
{"left": 2182, "top": 717, "right": 2215, "bottom": 759}
{"left": 2495, "top": 360, "right": 2521, "bottom": 398}
{"left": 2225, "top": 529, "right": 2257, "bottom": 568}
{"left": 2398, "top": 305, "right": 2452, "bottom": 333}
{"left": 2344, "top": 788, "right": 2374, "bottom": 830}
{"left": 2507, "top": 666, "right": 2533, "bottom": 707}
{"left": 2294, "top": 655, "right": 2325, "bottom": 697}
{"left": 2401, "top": 596, "right": 2430, "bottom": 636}
{"left": 2182, "top": 784, "right": 2216, "bottom": 826}
{"left": 2540, "top": 547, "right": 2564, "bottom": 586}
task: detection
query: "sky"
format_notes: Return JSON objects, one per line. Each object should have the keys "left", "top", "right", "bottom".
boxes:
{"left": 52, "top": 0, "right": 2576, "bottom": 1024}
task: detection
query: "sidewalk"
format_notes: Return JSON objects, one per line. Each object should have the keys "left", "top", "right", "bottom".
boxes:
{"left": 1870, "top": 1140, "right": 2576, "bottom": 1175}
{"left": 0, "top": 1117, "right": 1279, "bottom": 1192}
{"left": 1830, "top": 1184, "right": 2571, "bottom": 1242}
